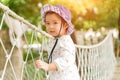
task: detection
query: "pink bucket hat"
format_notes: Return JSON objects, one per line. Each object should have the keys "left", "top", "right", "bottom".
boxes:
{"left": 41, "top": 4, "right": 74, "bottom": 35}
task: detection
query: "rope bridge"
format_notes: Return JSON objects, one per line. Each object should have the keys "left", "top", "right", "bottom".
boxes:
{"left": 0, "top": 2, "right": 116, "bottom": 80}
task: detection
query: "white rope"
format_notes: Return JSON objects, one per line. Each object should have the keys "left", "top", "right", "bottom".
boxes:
{"left": 23, "top": 31, "right": 35, "bottom": 80}
{"left": 0, "top": 2, "right": 117, "bottom": 80}
{"left": 3, "top": 12, "right": 23, "bottom": 80}
{"left": 0, "top": 2, "right": 53, "bottom": 39}
{"left": 0, "top": 2, "right": 49, "bottom": 80}
{"left": 75, "top": 31, "right": 112, "bottom": 48}
{"left": 20, "top": 61, "right": 25, "bottom": 80}
{"left": 0, "top": 39, "right": 16, "bottom": 80}
{"left": 0, "top": 13, "right": 5, "bottom": 30}
{"left": 76, "top": 31, "right": 116, "bottom": 80}
{"left": 33, "top": 32, "right": 45, "bottom": 80}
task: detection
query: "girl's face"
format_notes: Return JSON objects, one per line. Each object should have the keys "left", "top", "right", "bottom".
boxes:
{"left": 45, "top": 13, "right": 68, "bottom": 37}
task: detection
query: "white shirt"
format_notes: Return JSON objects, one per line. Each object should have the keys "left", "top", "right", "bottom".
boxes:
{"left": 46, "top": 35, "right": 80, "bottom": 80}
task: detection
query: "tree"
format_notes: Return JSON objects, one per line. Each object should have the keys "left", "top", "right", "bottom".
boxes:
{"left": 116, "top": 0, "right": 120, "bottom": 40}
{"left": 118, "top": 9, "right": 120, "bottom": 40}
{"left": 0, "top": 30, "right": 23, "bottom": 80}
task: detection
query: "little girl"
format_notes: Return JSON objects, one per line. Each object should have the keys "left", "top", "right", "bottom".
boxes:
{"left": 35, "top": 4, "right": 80, "bottom": 80}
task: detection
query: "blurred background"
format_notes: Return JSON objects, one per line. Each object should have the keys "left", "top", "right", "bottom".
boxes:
{"left": 0, "top": 0, "right": 120, "bottom": 80}
{"left": 1, "top": 0, "right": 120, "bottom": 55}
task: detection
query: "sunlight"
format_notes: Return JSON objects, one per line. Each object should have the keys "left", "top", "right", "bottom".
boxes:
{"left": 50, "top": 0, "right": 55, "bottom": 2}
{"left": 38, "top": 2, "right": 42, "bottom": 8}
{"left": 49, "top": 0, "right": 97, "bottom": 15}
{"left": 82, "top": 0, "right": 96, "bottom": 9}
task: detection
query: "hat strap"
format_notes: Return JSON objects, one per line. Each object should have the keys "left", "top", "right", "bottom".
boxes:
{"left": 48, "top": 23, "right": 62, "bottom": 63}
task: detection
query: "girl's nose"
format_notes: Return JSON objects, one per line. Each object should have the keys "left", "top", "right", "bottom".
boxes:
{"left": 49, "top": 24, "right": 54, "bottom": 28}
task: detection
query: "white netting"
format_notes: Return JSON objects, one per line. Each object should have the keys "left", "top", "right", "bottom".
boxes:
{"left": 75, "top": 31, "right": 116, "bottom": 80}
{"left": 0, "top": 2, "right": 116, "bottom": 80}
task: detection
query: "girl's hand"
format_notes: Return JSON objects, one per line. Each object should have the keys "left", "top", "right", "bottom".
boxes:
{"left": 35, "top": 60, "right": 49, "bottom": 71}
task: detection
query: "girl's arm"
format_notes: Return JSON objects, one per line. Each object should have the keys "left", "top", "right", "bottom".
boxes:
{"left": 35, "top": 60, "right": 58, "bottom": 71}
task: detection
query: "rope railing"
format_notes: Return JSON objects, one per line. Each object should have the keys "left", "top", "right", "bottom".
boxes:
{"left": 0, "top": 2, "right": 117, "bottom": 80}
{"left": 75, "top": 31, "right": 116, "bottom": 80}
{"left": 0, "top": 2, "right": 53, "bottom": 39}
{"left": 0, "top": 2, "right": 48, "bottom": 80}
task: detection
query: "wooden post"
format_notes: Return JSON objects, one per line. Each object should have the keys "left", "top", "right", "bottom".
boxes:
{"left": 117, "top": 9, "right": 120, "bottom": 57}
{"left": 0, "top": 30, "right": 23, "bottom": 80}
{"left": 118, "top": 9, "right": 120, "bottom": 40}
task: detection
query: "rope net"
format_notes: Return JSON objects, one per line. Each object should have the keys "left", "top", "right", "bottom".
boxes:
{"left": 0, "top": 2, "right": 116, "bottom": 80}
{"left": 75, "top": 31, "right": 116, "bottom": 80}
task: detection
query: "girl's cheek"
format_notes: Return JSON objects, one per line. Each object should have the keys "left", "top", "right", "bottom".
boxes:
{"left": 46, "top": 27, "right": 49, "bottom": 32}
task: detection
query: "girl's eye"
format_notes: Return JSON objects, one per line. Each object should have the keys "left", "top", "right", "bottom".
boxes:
{"left": 54, "top": 22, "right": 58, "bottom": 24}
{"left": 46, "top": 22, "right": 50, "bottom": 25}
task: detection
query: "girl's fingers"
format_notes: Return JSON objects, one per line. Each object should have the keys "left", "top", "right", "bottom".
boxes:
{"left": 35, "top": 60, "right": 41, "bottom": 68}
{"left": 35, "top": 60, "right": 48, "bottom": 71}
